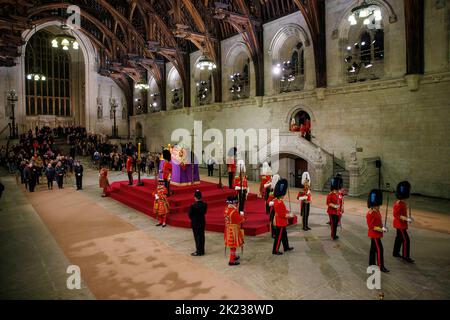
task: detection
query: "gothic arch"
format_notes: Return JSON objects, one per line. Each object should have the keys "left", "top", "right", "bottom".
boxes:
{"left": 224, "top": 41, "right": 251, "bottom": 68}
{"left": 19, "top": 21, "right": 96, "bottom": 130}
{"left": 269, "top": 23, "right": 311, "bottom": 62}
{"left": 285, "top": 105, "right": 317, "bottom": 128}
{"left": 334, "top": 0, "right": 398, "bottom": 38}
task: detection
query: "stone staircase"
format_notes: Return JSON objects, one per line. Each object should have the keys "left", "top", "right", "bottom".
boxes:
{"left": 323, "top": 160, "right": 350, "bottom": 191}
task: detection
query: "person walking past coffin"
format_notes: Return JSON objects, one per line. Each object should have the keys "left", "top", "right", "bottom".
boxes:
{"left": 45, "top": 163, "right": 55, "bottom": 190}
{"left": 55, "top": 161, "right": 64, "bottom": 189}
{"left": 189, "top": 190, "right": 208, "bottom": 256}
{"left": 74, "top": 160, "right": 84, "bottom": 190}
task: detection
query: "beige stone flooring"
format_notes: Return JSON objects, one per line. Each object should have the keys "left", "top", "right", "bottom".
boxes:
{"left": 1, "top": 163, "right": 450, "bottom": 300}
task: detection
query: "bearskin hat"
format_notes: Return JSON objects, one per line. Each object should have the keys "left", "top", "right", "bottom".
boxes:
{"left": 274, "top": 178, "right": 288, "bottom": 198}
{"left": 396, "top": 181, "right": 411, "bottom": 200}
{"left": 367, "top": 189, "right": 383, "bottom": 208}
{"left": 162, "top": 149, "right": 171, "bottom": 162}
{"left": 330, "top": 176, "right": 343, "bottom": 191}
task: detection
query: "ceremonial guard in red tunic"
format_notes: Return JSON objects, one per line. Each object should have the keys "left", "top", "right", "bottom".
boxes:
{"left": 366, "top": 189, "right": 389, "bottom": 273}
{"left": 126, "top": 155, "right": 133, "bottom": 185}
{"left": 259, "top": 162, "right": 272, "bottom": 199}
{"left": 336, "top": 173, "right": 345, "bottom": 227}
{"left": 393, "top": 181, "right": 415, "bottom": 263}
{"left": 224, "top": 196, "right": 245, "bottom": 266}
{"left": 233, "top": 159, "right": 249, "bottom": 213}
{"left": 154, "top": 180, "right": 170, "bottom": 227}
{"left": 272, "top": 178, "right": 294, "bottom": 255}
{"left": 297, "top": 172, "right": 312, "bottom": 231}
{"left": 327, "top": 176, "right": 343, "bottom": 240}
{"left": 162, "top": 149, "right": 172, "bottom": 196}
{"left": 267, "top": 174, "right": 280, "bottom": 238}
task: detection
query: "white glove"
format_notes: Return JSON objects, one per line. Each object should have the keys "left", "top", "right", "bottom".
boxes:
{"left": 333, "top": 204, "right": 340, "bottom": 209}
{"left": 298, "top": 196, "right": 307, "bottom": 201}
{"left": 240, "top": 211, "right": 244, "bottom": 216}
{"left": 407, "top": 217, "right": 413, "bottom": 223}
{"left": 235, "top": 186, "right": 241, "bottom": 190}
{"left": 155, "top": 194, "right": 159, "bottom": 200}
{"left": 382, "top": 227, "right": 388, "bottom": 233}
{"left": 269, "top": 201, "right": 274, "bottom": 207}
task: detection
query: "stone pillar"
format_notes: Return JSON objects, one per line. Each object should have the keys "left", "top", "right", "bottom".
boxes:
{"left": 348, "top": 160, "right": 360, "bottom": 197}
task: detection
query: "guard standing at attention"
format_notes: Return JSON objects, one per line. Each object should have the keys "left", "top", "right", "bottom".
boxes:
{"left": 366, "top": 189, "right": 389, "bottom": 273}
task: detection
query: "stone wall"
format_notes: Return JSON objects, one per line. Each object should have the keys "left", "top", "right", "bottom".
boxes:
{"left": 133, "top": 0, "right": 450, "bottom": 198}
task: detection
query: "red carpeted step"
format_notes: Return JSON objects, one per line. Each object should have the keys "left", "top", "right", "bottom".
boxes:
{"left": 109, "top": 179, "right": 296, "bottom": 236}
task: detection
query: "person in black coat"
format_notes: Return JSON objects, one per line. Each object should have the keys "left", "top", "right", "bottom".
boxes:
{"left": 188, "top": 190, "right": 208, "bottom": 256}
{"left": 74, "top": 160, "right": 83, "bottom": 190}
{"left": 23, "top": 163, "right": 31, "bottom": 191}
{"left": 27, "top": 163, "right": 37, "bottom": 192}
{"left": 45, "top": 163, "right": 55, "bottom": 190}
{"left": 55, "top": 162, "right": 64, "bottom": 189}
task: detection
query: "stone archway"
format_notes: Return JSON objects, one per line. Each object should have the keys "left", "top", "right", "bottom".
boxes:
{"left": 261, "top": 132, "right": 332, "bottom": 192}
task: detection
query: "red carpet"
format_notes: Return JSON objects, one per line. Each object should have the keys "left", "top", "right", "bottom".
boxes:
{"left": 110, "top": 179, "right": 297, "bottom": 236}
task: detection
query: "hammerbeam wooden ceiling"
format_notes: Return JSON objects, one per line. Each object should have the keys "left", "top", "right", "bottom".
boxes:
{"left": 0, "top": 0, "right": 424, "bottom": 96}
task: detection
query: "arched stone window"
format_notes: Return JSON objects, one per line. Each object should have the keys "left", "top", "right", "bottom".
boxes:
{"left": 25, "top": 30, "right": 71, "bottom": 116}
{"left": 223, "top": 41, "right": 253, "bottom": 102}
{"left": 290, "top": 110, "right": 311, "bottom": 141}
{"left": 193, "top": 54, "right": 215, "bottom": 106}
{"left": 344, "top": 6, "right": 385, "bottom": 83}
{"left": 274, "top": 42, "right": 305, "bottom": 93}
{"left": 269, "top": 24, "right": 312, "bottom": 94}
{"left": 229, "top": 54, "right": 250, "bottom": 100}
{"left": 167, "top": 66, "right": 183, "bottom": 109}
{"left": 148, "top": 76, "right": 160, "bottom": 112}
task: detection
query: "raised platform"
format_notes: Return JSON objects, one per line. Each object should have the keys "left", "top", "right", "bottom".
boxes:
{"left": 109, "top": 179, "right": 297, "bottom": 236}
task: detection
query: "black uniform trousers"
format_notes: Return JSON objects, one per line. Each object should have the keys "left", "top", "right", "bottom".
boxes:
{"left": 301, "top": 202, "right": 310, "bottom": 230}
{"left": 164, "top": 179, "right": 171, "bottom": 195}
{"left": 192, "top": 226, "right": 205, "bottom": 255}
{"left": 269, "top": 210, "right": 276, "bottom": 238}
{"left": 329, "top": 214, "right": 339, "bottom": 239}
{"left": 76, "top": 174, "right": 83, "bottom": 190}
{"left": 369, "top": 238, "right": 385, "bottom": 268}
{"left": 393, "top": 228, "right": 411, "bottom": 258}
{"left": 207, "top": 165, "right": 214, "bottom": 176}
{"left": 273, "top": 226, "right": 290, "bottom": 253}
{"left": 127, "top": 171, "right": 133, "bottom": 185}
{"left": 228, "top": 172, "right": 234, "bottom": 189}
{"left": 238, "top": 190, "right": 247, "bottom": 212}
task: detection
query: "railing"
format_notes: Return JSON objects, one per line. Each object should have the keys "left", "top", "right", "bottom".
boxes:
{"left": 0, "top": 124, "right": 9, "bottom": 138}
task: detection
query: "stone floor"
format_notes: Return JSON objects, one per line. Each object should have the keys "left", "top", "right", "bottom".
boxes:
{"left": 1, "top": 161, "right": 450, "bottom": 300}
